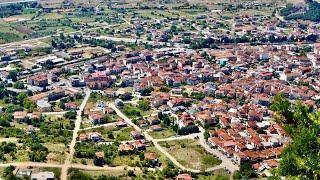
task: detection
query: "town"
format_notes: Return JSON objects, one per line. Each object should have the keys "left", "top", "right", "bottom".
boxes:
{"left": 0, "top": 0, "right": 319, "bottom": 179}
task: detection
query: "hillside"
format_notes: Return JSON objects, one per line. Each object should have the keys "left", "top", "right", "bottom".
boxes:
{"left": 280, "top": 0, "right": 320, "bottom": 21}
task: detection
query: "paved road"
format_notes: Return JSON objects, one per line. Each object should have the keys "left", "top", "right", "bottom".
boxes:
{"left": 61, "top": 89, "right": 91, "bottom": 180}
{"left": 107, "top": 103, "right": 141, "bottom": 130}
{"left": 205, "top": 164, "right": 225, "bottom": 172}
{"left": 122, "top": 18, "right": 132, "bottom": 26}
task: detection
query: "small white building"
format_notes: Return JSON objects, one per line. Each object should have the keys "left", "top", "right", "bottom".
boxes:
{"left": 31, "top": 171, "right": 55, "bottom": 180}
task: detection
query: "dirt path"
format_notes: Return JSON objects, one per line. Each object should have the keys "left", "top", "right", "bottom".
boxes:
{"left": 61, "top": 89, "right": 91, "bottom": 180}
{"left": 0, "top": 162, "right": 141, "bottom": 171}
{"left": 107, "top": 102, "right": 201, "bottom": 173}
{"left": 0, "top": 97, "right": 233, "bottom": 178}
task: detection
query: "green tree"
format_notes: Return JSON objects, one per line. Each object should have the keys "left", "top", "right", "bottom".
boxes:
{"left": 51, "top": 39, "right": 57, "bottom": 48}
{"left": 270, "top": 93, "right": 293, "bottom": 124}
{"left": 8, "top": 70, "right": 18, "bottom": 81}
{"left": 69, "top": 169, "right": 93, "bottom": 180}
{"left": 107, "top": 132, "right": 114, "bottom": 139}
{"left": 64, "top": 111, "right": 77, "bottom": 120}
{"left": 293, "top": 101, "right": 311, "bottom": 127}
{"left": 127, "top": 170, "right": 135, "bottom": 177}
{"left": 28, "top": 143, "right": 48, "bottom": 162}
{"left": 159, "top": 86, "right": 170, "bottom": 92}
{"left": 97, "top": 175, "right": 118, "bottom": 180}
{"left": 23, "top": 99, "right": 36, "bottom": 111}
{"left": 93, "top": 156, "right": 105, "bottom": 166}
{"left": 234, "top": 162, "right": 257, "bottom": 179}
{"left": 13, "top": 81, "right": 24, "bottom": 89}
{"left": 138, "top": 100, "right": 150, "bottom": 111}
{"left": 279, "top": 127, "right": 320, "bottom": 179}
{"left": 204, "top": 130, "right": 210, "bottom": 140}
{"left": 2, "top": 166, "right": 16, "bottom": 180}
{"left": 140, "top": 87, "right": 153, "bottom": 96}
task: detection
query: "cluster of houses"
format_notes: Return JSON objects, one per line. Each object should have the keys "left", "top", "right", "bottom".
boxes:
{"left": 78, "top": 123, "right": 160, "bottom": 167}
{"left": 118, "top": 140, "right": 160, "bottom": 167}
{"left": 117, "top": 132, "right": 160, "bottom": 167}
{"left": 79, "top": 131, "right": 103, "bottom": 142}
{"left": 68, "top": 42, "right": 320, "bottom": 172}
{"left": 85, "top": 0, "right": 319, "bottom": 48}
{"left": 27, "top": 86, "right": 80, "bottom": 112}
{"left": 2, "top": 1, "right": 320, "bottom": 178}
{"left": 1, "top": 7, "right": 319, "bottom": 174}
{"left": 5, "top": 41, "right": 320, "bottom": 173}
{"left": 136, "top": 115, "right": 163, "bottom": 132}
{"left": 208, "top": 124, "right": 286, "bottom": 171}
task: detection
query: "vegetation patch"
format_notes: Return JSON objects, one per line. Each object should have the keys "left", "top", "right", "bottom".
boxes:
{"left": 148, "top": 128, "right": 177, "bottom": 139}
{"left": 159, "top": 140, "right": 221, "bottom": 170}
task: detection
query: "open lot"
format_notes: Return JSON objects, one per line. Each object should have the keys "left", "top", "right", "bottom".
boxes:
{"left": 79, "top": 126, "right": 134, "bottom": 142}
{"left": 198, "top": 169, "right": 230, "bottom": 180}
{"left": 148, "top": 128, "right": 176, "bottom": 139}
{"left": 44, "top": 143, "right": 67, "bottom": 164}
{"left": 159, "top": 139, "right": 222, "bottom": 171}
{"left": 69, "top": 169, "right": 129, "bottom": 179}
{"left": 84, "top": 92, "right": 116, "bottom": 114}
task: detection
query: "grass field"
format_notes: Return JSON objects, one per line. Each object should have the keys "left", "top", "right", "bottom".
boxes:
{"left": 112, "top": 154, "right": 141, "bottom": 167}
{"left": 0, "top": 137, "right": 18, "bottom": 143}
{"left": 79, "top": 126, "right": 134, "bottom": 142}
{"left": 44, "top": 143, "right": 67, "bottom": 164}
{"left": 112, "top": 126, "right": 134, "bottom": 141}
{"left": 75, "top": 169, "right": 129, "bottom": 178}
{"left": 3, "top": 145, "right": 29, "bottom": 163}
{"left": 148, "top": 128, "right": 176, "bottom": 139}
{"left": 159, "top": 139, "right": 221, "bottom": 171}
{"left": 146, "top": 146, "right": 170, "bottom": 167}
{"left": 2, "top": 13, "right": 35, "bottom": 22}
{"left": 197, "top": 169, "right": 230, "bottom": 180}
{"left": 0, "top": 21, "right": 25, "bottom": 43}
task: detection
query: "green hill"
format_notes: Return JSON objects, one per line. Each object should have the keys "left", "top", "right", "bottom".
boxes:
{"left": 280, "top": 0, "right": 320, "bottom": 21}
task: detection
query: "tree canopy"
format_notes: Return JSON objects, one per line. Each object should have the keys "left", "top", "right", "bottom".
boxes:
{"left": 280, "top": 1, "right": 320, "bottom": 22}
{"left": 270, "top": 93, "right": 320, "bottom": 178}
